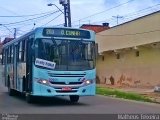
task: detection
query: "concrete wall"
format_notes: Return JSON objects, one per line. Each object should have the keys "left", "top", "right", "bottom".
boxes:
{"left": 96, "top": 11, "right": 160, "bottom": 88}
{"left": 96, "top": 46, "right": 160, "bottom": 87}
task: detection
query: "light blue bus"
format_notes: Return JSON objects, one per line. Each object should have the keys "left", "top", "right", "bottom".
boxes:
{"left": 1, "top": 27, "right": 96, "bottom": 103}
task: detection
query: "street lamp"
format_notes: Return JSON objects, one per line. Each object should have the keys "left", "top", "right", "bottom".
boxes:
{"left": 47, "top": 0, "right": 71, "bottom": 27}
{"left": 47, "top": 3, "right": 66, "bottom": 27}
{"left": 47, "top": 3, "right": 64, "bottom": 14}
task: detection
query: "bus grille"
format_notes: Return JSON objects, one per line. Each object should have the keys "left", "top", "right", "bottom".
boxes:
{"left": 55, "top": 90, "right": 77, "bottom": 93}
{"left": 49, "top": 81, "right": 83, "bottom": 85}
{"left": 48, "top": 73, "right": 86, "bottom": 77}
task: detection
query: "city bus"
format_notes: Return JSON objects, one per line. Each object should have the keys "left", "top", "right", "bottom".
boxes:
{"left": 1, "top": 27, "right": 96, "bottom": 103}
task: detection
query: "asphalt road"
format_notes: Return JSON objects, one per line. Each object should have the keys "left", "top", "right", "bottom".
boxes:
{"left": 0, "top": 65, "right": 160, "bottom": 115}
{"left": 0, "top": 82, "right": 160, "bottom": 114}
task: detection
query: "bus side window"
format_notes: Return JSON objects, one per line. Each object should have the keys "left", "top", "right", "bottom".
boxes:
{"left": 19, "top": 41, "right": 22, "bottom": 62}
{"left": 1, "top": 49, "right": 4, "bottom": 65}
{"left": 21, "top": 40, "right": 26, "bottom": 62}
{"left": 10, "top": 45, "right": 13, "bottom": 64}
{"left": 7, "top": 47, "right": 10, "bottom": 64}
{"left": 4, "top": 49, "right": 7, "bottom": 64}
{"left": 3, "top": 50, "right": 5, "bottom": 65}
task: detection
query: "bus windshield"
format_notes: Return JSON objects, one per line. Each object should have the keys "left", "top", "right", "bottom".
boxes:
{"left": 34, "top": 38, "right": 96, "bottom": 71}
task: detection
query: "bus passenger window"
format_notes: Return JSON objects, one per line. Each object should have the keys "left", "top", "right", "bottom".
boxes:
{"left": 7, "top": 48, "right": 10, "bottom": 63}
{"left": 19, "top": 41, "right": 22, "bottom": 62}
{"left": 21, "top": 40, "right": 26, "bottom": 62}
{"left": 1, "top": 50, "right": 3, "bottom": 65}
{"left": 10, "top": 45, "right": 13, "bottom": 64}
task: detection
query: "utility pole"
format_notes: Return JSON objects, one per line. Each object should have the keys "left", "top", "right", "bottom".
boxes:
{"left": 14, "top": 28, "right": 17, "bottom": 39}
{"left": 112, "top": 15, "right": 123, "bottom": 25}
{"left": 63, "top": 3, "right": 68, "bottom": 27}
{"left": 59, "top": 0, "right": 72, "bottom": 27}
{"left": 67, "top": 0, "right": 71, "bottom": 27}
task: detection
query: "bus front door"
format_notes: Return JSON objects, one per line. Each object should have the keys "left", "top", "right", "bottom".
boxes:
{"left": 26, "top": 39, "right": 33, "bottom": 93}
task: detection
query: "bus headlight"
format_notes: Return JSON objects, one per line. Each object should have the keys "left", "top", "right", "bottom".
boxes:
{"left": 84, "top": 80, "right": 94, "bottom": 85}
{"left": 85, "top": 80, "right": 91, "bottom": 84}
{"left": 37, "top": 79, "right": 49, "bottom": 85}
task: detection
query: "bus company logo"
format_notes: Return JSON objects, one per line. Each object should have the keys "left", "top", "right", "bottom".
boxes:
{"left": 66, "top": 81, "right": 70, "bottom": 85}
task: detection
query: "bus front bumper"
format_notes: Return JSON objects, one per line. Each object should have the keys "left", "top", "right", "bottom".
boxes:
{"left": 32, "top": 82, "right": 96, "bottom": 96}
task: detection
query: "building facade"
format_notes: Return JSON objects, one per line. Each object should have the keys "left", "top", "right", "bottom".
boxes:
{"left": 96, "top": 11, "right": 160, "bottom": 88}
{"left": 0, "top": 37, "right": 14, "bottom": 62}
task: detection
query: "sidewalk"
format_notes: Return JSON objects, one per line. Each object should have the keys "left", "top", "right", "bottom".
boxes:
{"left": 0, "top": 65, "right": 7, "bottom": 92}
{"left": 97, "top": 84, "right": 160, "bottom": 103}
{"left": 0, "top": 65, "right": 2, "bottom": 83}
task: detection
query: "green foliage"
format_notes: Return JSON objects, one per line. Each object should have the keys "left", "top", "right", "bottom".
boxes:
{"left": 96, "top": 87, "right": 153, "bottom": 102}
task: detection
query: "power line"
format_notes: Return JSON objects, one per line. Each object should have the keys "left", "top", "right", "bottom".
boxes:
{"left": 78, "top": 4, "right": 160, "bottom": 27}
{"left": 0, "top": 13, "right": 63, "bottom": 37}
{"left": 0, "top": 10, "right": 62, "bottom": 38}
{"left": 123, "top": 3, "right": 160, "bottom": 18}
{"left": 112, "top": 15, "right": 124, "bottom": 25}
{"left": 0, "top": 6, "right": 20, "bottom": 16}
{"left": 9, "top": 14, "right": 57, "bottom": 28}
{"left": 0, "top": 10, "right": 58, "bottom": 17}
{"left": 1, "top": 10, "right": 60, "bottom": 26}
{"left": 72, "top": 0, "right": 135, "bottom": 24}
{"left": 41, "top": 13, "right": 63, "bottom": 27}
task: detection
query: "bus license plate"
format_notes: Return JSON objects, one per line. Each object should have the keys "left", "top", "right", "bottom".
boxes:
{"left": 62, "top": 87, "right": 72, "bottom": 91}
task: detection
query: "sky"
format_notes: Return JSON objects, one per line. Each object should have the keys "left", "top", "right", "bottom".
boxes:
{"left": 0, "top": 0, "right": 160, "bottom": 41}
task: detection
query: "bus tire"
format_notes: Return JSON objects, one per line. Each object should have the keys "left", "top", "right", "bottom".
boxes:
{"left": 8, "top": 76, "right": 14, "bottom": 96}
{"left": 69, "top": 95, "right": 79, "bottom": 103}
{"left": 22, "top": 76, "right": 26, "bottom": 92}
{"left": 26, "top": 93, "right": 33, "bottom": 103}
{"left": 8, "top": 86, "right": 15, "bottom": 96}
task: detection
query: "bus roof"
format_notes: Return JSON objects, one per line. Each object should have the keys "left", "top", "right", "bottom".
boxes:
{"left": 2, "top": 27, "right": 95, "bottom": 48}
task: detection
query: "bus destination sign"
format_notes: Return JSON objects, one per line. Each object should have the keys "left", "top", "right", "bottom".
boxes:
{"left": 43, "top": 28, "right": 91, "bottom": 39}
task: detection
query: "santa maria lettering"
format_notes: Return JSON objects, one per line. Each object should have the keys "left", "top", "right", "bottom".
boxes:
{"left": 35, "top": 58, "right": 56, "bottom": 69}
{"left": 61, "top": 30, "right": 80, "bottom": 36}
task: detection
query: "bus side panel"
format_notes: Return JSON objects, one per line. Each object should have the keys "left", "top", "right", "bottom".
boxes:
{"left": 4, "top": 50, "right": 8, "bottom": 87}
{"left": 1, "top": 65, "right": 5, "bottom": 85}
{"left": 8, "top": 64, "right": 14, "bottom": 89}
{"left": 16, "top": 63, "right": 26, "bottom": 92}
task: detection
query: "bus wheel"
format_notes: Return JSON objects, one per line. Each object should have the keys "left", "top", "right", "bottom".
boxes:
{"left": 26, "top": 93, "right": 33, "bottom": 103}
{"left": 69, "top": 95, "right": 79, "bottom": 103}
{"left": 8, "top": 78, "right": 14, "bottom": 96}
{"left": 8, "top": 86, "right": 15, "bottom": 96}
